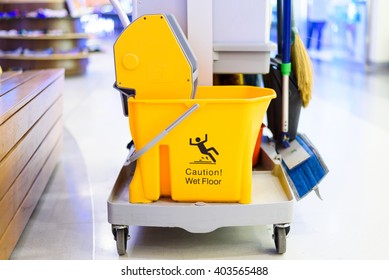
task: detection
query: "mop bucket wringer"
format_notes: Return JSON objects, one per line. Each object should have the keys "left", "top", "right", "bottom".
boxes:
{"left": 127, "top": 86, "right": 276, "bottom": 204}
{"left": 112, "top": 13, "right": 276, "bottom": 204}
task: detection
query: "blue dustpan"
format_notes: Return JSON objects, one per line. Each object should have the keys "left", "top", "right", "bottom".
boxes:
{"left": 281, "top": 133, "right": 329, "bottom": 200}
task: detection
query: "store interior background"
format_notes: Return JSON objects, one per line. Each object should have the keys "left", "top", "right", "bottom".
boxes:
{"left": 284, "top": 0, "right": 368, "bottom": 65}
{"left": 5, "top": 0, "right": 389, "bottom": 260}
{"left": 83, "top": 0, "right": 383, "bottom": 68}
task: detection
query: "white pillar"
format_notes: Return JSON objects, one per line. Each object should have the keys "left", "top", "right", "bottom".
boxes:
{"left": 368, "top": 0, "right": 389, "bottom": 64}
{"left": 187, "top": 0, "right": 214, "bottom": 85}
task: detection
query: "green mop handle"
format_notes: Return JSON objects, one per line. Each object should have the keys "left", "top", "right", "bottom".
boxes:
{"left": 281, "top": 64, "right": 291, "bottom": 135}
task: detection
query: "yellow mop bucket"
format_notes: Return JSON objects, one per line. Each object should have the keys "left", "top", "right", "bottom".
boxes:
{"left": 127, "top": 85, "right": 276, "bottom": 204}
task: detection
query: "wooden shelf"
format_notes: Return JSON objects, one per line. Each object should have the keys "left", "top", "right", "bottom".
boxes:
{"left": 0, "top": 16, "right": 83, "bottom": 20}
{"left": 0, "top": 0, "right": 64, "bottom": 3}
{"left": 0, "top": 33, "right": 91, "bottom": 40}
{"left": 0, "top": 53, "right": 88, "bottom": 60}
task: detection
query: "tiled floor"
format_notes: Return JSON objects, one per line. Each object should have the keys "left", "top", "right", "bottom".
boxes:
{"left": 9, "top": 38, "right": 389, "bottom": 260}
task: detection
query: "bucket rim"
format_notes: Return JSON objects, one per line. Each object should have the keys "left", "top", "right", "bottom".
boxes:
{"left": 128, "top": 86, "right": 276, "bottom": 104}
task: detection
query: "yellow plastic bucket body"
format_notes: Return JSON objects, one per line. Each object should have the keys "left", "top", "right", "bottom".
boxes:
{"left": 113, "top": 14, "right": 194, "bottom": 99}
{"left": 128, "top": 86, "right": 276, "bottom": 204}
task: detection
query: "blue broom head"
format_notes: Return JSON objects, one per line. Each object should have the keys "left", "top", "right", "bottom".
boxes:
{"left": 282, "top": 133, "right": 329, "bottom": 200}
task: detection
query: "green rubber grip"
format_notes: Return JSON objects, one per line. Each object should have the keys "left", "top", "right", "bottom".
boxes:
{"left": 281, "top": 63, "right": 291, "bottom": 76}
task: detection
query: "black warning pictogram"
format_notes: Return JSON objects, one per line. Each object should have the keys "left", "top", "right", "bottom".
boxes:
{"left": 189, "top": 134, "right": 219, "bottom": 164}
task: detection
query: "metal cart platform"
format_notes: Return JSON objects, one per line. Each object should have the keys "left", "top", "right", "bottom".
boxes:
{"left": 107, "top": 140, "right": 294, "bottom": 255}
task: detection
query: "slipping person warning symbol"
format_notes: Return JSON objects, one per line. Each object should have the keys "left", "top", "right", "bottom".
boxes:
{"left": 190, "top": 134, "right": 219, "bottom": 163}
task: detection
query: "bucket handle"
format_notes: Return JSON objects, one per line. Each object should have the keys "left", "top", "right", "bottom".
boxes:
{"left": 109, "top": 0, "right": 131, "bottom": 28}
{"left": 124, "top": 103, "right": 200, "bottom": 165}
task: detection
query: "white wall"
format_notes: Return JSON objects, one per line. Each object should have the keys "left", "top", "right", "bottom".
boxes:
{"left": 368, "top": 0, "right": 389, "bottom": 63}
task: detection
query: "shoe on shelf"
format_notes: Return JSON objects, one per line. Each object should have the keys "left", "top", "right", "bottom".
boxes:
{"left": 23, "top": 48, "right": 54, "bottom": 56}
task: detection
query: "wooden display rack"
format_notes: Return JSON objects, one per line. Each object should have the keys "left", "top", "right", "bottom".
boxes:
{"left": 0, "top": 0, "right": 90, "bottom": 75}
{"left": 0, "top": 69, "right": 64, "bottom": 259}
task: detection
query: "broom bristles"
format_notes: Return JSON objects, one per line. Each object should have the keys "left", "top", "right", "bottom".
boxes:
{"left": 291, "top": 33, "right": 313, "bottom": 108}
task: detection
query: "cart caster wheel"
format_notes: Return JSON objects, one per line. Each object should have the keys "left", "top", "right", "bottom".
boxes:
{"left": 112, "top": 225, "right": 129, "bottom": 256}
{"left": 273, "top": 224, "right": 289, "bottom": 254}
